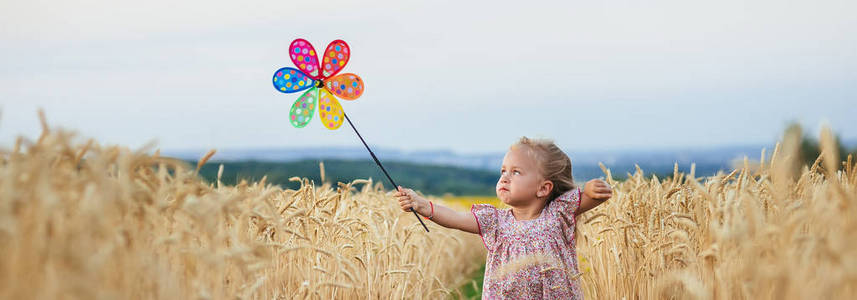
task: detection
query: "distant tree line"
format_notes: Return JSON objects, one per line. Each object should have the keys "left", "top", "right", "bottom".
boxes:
{"left": 194, "top": 159, "right": 499, "bottom": 196}
{"left": 193, "top": 124, "right": 854, "bottom": 196}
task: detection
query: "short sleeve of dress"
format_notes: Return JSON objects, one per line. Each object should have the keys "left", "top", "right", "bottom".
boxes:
{"left": 471, "top": 204, "right": 500, "bottom": 251}
{"left": 549, "top": 188, "right": 582, "bottom": 217}
{"left": 548, "top": 188, "right": 582, "bottom": 247}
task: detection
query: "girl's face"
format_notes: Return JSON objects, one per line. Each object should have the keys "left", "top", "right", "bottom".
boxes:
{"left": 496, "top": 146, "right": 551, "bottom": 206}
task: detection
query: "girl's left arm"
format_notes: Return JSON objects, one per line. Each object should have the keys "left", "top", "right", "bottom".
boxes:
{"left": 575, "top": 179, "right": 613, "bottom": 216}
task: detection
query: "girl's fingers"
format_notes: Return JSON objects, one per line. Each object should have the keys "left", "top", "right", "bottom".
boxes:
{"left": 394, "top": 186, "right": 419, "bottom": 212}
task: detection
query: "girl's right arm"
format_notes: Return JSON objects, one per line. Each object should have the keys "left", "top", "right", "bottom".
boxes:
{"left": 395, "top": 186, "right": 480, "bottom": 234}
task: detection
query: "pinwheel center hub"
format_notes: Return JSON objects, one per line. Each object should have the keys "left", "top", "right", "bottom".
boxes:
{"left": 316, "top": 80, "right": 324, "bottom": 88}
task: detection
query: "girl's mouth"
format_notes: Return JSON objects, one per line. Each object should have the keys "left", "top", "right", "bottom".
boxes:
{"left": 498, "top": 187, "right": 509, "bottom": 192}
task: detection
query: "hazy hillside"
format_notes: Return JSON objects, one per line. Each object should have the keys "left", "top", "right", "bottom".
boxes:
{"left": 183, "top": 135, "right": 857, "bottom": 196}
{"left": 177, "top": 144, "right": 770, "bottom": 186}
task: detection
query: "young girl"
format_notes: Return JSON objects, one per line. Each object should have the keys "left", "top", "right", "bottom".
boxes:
{"left": 395, "top": 137, "right": 612, "bottom": 299}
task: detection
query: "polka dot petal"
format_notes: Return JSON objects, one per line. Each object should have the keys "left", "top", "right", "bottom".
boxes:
{"left": 325, "top": 73, "right": 364, "bottom": 100}
{"left": 288, "top": 88, "right": 319, "bottom": 128}
{"left": 289, "top": 39, "right": 321, "bottom": 79}
{"left": 321, "top": 40, "right": 350, "bottom": 79}
{"left": 273, "top": 67, "right": 315, "bottom": 94}
{"left": 318, "top": 89, "right": 344, "bottom": 130}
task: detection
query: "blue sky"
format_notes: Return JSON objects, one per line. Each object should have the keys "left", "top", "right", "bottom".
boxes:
{"left": 1, "top": 0, "right": 855, "bottom": 154}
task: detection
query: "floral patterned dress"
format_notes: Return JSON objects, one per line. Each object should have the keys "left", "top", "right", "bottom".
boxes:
{"left": 471, "top": 189, "right": 583, "bottom": 299}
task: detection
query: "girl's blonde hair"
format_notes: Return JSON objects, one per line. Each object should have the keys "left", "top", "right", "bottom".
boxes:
{"left": 511, "top": 137, "right": 576, "bottom": 202}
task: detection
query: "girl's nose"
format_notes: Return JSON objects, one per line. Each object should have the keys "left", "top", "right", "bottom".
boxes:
{"left": 499, "top": 174, "right": 510, "bottom": 183}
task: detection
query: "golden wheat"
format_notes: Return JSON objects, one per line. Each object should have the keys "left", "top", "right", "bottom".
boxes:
{"left": 575, "top": 126, "right": 857, "bottom": 299}
{"left": 3, "top": 113, "right": 856, "bottom": 299}
{"left": 0, "top": 117, "right": 484, "bottom": 299}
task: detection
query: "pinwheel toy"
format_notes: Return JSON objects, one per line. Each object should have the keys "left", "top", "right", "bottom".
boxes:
{"left": 273, "top": 39, "right": 364, "bottom": 130}
{"left": 272, "top": 38, "right": 429, "bottom": 232}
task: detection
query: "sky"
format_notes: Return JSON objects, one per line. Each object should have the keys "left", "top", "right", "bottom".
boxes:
{"left": 1, "top": 0, "right": 855, "bottom": 154}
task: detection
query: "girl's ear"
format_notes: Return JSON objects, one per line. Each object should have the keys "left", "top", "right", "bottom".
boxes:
{"left": 537, "top": 180, "right": 553, "bottom": 198}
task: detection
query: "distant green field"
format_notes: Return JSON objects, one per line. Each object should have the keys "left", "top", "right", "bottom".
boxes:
{"left": 193, "top": 159, "right": 499, "bottom": 196}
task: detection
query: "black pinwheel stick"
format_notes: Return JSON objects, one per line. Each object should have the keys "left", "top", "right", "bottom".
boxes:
{"left": 342, "top": 112, "right": 430, "bottom": 232}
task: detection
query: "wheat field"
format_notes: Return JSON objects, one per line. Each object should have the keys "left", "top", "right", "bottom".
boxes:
{"left": 1, "top": 115, "right": 856, "bottom": 299}
{"left": 0, "top": 115, "right": 484, "bottom": 299}
{"left": 575, "top": 126, "right": 857, "bottom": 299}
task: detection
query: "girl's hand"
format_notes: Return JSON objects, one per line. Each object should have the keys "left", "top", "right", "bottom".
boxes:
{"left": 395, "top": 186, "right": 430, "bottom": 216}
{"left": 583, "top": 179, "right": 613, "bottom": 201}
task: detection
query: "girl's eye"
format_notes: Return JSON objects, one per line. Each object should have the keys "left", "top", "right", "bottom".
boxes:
{"left": 513, "top": 170, "right": 521, "bottom": 175}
